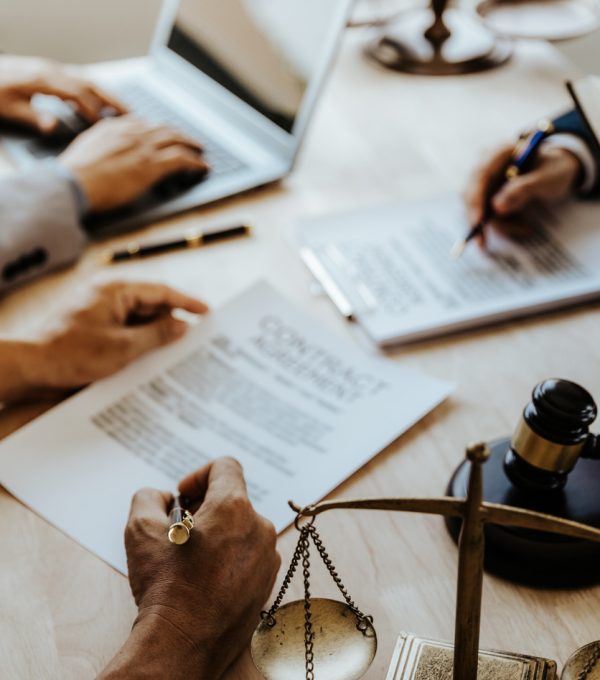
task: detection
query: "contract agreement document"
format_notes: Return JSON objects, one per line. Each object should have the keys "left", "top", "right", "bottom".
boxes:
{"left": 0, "top": 282, "right": 450, "bottom": 573}
{"left": 299, "top": 195, "right": 600, "bottom": 346}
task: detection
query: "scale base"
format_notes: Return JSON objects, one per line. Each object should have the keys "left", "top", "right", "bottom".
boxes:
{"left": 386, "top": 633, "right": 557, "bottom": 679}
{"left": 447, "top": 438, "right": 600, "bottom": 587}
{"left": 367, "top": 8, "right": 512, "bottom": 75}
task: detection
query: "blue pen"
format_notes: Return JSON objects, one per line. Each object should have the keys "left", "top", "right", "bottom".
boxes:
{"left": 451, "top": 119, "right": 555, "bottom": 258}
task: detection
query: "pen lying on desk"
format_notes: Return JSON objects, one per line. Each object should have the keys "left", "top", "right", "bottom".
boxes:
{"left": 102, "top": 224, "right": 252, "bottom": 263}
{"left": 450, "top": 120, "right": 555, "bottom": 259}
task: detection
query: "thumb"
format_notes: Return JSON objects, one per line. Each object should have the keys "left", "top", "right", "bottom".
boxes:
{"left": 127, "top": 315, "right": 188, "bottom": 358}
{"left": 8, "top": 100, "right": 58, "bottom": 134}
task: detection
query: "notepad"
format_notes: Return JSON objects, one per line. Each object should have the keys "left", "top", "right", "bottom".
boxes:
{"left": 298, "top": 195, "right": 600, "bottom": 347}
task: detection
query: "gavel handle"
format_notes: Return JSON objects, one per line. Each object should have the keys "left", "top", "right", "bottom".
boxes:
{"left": 582, "top": 433, "right": 600, "bottom": 459}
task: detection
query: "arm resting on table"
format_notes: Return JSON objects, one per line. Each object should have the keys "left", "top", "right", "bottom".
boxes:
{"left": 0, "top": 165, "right": 87, "bottom": 292}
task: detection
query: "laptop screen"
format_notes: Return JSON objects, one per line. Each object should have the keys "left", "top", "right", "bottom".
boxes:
{"left": 167, "top": 0, "right": 342, "bottom": 133}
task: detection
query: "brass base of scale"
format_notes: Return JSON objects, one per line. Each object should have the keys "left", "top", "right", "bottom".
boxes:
{"left": 388, "top": 636, "right": 600, "bottom": 679}
{"left": 388, "top": 633, "right": 558, "bottom": 679}
{"left": 366, "top": 0, "right": 512, "bottom": 76}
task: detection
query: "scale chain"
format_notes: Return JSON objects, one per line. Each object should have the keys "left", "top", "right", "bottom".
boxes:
{"left": 309, "top": 525, "right": 373, "bottom": 629}
{"left": 259, "top": 519, "right": 373, "bottom": 680}
{"left": 261, "top": 526, "right": 308, "bottom": 625}
{"left": 302, "top": 530, "right": 315, "bottom": 680}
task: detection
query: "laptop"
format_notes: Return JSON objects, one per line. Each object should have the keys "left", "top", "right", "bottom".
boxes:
{"left": 1, "top": 0, "right": 352, "bottom": 236}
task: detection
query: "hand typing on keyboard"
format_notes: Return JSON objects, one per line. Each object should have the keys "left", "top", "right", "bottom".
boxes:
{"left": 0, "top": 55, "right": 126, "bottom": 134}
{"left": 59, "top": 115, "right": 209, "bottom": 213}
{"left": 0, "top": 55, "right": 211, "bottom": 215}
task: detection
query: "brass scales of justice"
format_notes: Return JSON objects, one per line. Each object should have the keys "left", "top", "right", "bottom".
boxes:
{"left": 250, "top": 442, "right": 600, "bottom": 680}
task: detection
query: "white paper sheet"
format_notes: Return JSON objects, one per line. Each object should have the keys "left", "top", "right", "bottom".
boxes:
{"left": 299, "top": 195, "right": 600, "bottom": 345}
{"left": 0, "top": 282, "right": 451, "bottom": 574}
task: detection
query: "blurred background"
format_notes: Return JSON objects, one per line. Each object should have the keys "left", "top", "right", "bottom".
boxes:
{"left": 0, "top": 0, "right": 163, "bottom": 63}
{"left": 0, "top": 0, "right": 598, "bottom": 70}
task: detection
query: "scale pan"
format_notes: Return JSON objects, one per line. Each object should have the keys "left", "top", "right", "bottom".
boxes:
{"left": 251, "top": 598, "right": 377, "bottom": 680}
{"left": 562, "top": 641, "right": 600, "bottom": 678}
{"left": 477, "top": 0, "right": 600, "bottom": 40}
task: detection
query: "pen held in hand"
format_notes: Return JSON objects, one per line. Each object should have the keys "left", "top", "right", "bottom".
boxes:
{"left": 168, "top": 493, "right": 194, "bottom": 545}
{"left": 101, "top": 224, "right": 252, "bottom": 264}
{"left": 450, "top": 223, "right": 484, "bottom": 259}
{"left": 450, "top": 120, "right": 554, "bottom": 259}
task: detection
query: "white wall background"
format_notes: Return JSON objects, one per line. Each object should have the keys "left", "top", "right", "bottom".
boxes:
{"left": 555, "top": 29, "right": 600, "bottom": 73}
{"left": 0, "top": 0, "right": 598, "bottom": 71}
{"left": 0, "top": 0, "right": 162, "bottom": 63}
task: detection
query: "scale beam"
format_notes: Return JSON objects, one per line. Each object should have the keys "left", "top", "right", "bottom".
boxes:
{"left": 289, "top": 442, "right": 600, "bottom": 680}
{"left": 290, "top": 497, "right": 465, "bottom": 519}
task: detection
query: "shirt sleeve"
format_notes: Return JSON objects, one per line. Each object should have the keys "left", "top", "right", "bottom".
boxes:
{"left": 550, "top": 109, "right": 600, "bottom": 195}
{"left": 47, "top": 160, "right": 90, "bottom": 218}
{"left": 542, "top": 133, "right": 598, "bottom": 194}
{"left": 0, "top": 165, "right": 87, "bottom": 292}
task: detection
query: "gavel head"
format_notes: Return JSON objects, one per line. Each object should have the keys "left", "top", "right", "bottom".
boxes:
{"left": 504, "top": 378, "right": 598, "bottom": 492}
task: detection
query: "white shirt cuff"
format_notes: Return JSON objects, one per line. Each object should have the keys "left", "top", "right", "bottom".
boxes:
{"left": 542, "top": 133, "right": 598, "bottom": 194}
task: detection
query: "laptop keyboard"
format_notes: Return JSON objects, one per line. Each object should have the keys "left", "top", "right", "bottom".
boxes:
{"left": 112, "top": 81, "right": 248, "bottom": 178}
{"left": 24, "top": 81, "right": 248, "bottom": 179}
{"left": 9, "top": 79, "right": 254, "bottom": 235}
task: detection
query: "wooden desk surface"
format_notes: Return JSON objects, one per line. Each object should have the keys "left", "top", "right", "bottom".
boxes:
{"left": 1, "top": 33, "right": 599, "bottom": 680}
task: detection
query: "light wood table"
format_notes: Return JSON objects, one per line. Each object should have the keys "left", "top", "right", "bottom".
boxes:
{"left": 1, "top": 32, "right": 599, "bottom": 680}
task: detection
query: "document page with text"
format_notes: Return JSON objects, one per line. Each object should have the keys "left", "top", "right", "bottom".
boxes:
{"left": 0, "top": 282, "right": 450, "bottom": 573}
{"left": 299, "top": 196, "right": 600, "bottom": 345}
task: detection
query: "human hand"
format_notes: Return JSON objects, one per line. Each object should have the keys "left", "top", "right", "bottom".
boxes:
{"left": 103, "top": 458, "right": 280, "bottom": 680}
{"left": 464, "top": 143, "right": 582, "bottom": 245}
{"left": 59, "top": 115, "right": 209, "bottom": 212}
{"left": 33, "top": 281, "right": 208, "bottom": 390}
{"left": 0, "top": 55, "right": 126, "bottom": 133}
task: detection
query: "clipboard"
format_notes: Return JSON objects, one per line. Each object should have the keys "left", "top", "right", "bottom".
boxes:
{"left": 297, "top": 195, "right": 600, "bottom": 347}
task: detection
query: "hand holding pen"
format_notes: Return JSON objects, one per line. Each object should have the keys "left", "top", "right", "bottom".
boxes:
{"left": 116, "top": 459, "right": 280, "bottom": 679}
{"left": 457, "top": 121, "right": 583, "bottom": 256}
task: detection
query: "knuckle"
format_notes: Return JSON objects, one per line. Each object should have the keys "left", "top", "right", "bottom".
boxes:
{"left": 262, "top": 520, "right": 278, "bottom": 548}
{"left": 96, "top": 116, "right": 116, "bottom": 130}
{"left": 132, "top": 487, "right": 153, "bottom": 504}
{"left": 96, "top": 280, "right": 129, "bottom": 302}
{"left": 224, "top": 493, "right": 253, "bottom": 516}
{"left": 98, "top": 280, "right": 121, "bottom": 293}
{"left": 115, "top": 113, "right": 134, "bottom": 125}
{"left": 262, "top": 518, "right": 277, "bottom": 539}
{"left": 157, "top": 318, "right": 175, "bottom": 345}
{"left": 127, "top": 514, "right": 160, "bottom": 538}
{"left": 220, "top": 456, "right": 243, "bottom": 471}
{"left": 112, "top": 331, "right": 136, "bottom": 356}
{"left": 234, "top": 491, "right": 252, "bottom": 509}
{"left": 507, "top": 184, "right": 529, "bottom": 203}
{"left": 519, "top": 176, "right": 539, "bottom": 191}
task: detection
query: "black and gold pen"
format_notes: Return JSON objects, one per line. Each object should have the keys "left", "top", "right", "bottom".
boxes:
{"left": 167, "top": 494, "right": 194, "bottom": 545}
{"left": 102, "top": 224, "right": 252, "bottom": 263}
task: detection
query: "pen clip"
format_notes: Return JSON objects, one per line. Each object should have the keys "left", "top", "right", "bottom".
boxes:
{"left": 185, "top": 229, "right": 203, "bottom": 247}
{"left": 300, "top": 247, "right": 355, "bottom": 320}
{"left": 324, "top": 245, "right": 378, "bottom": 312}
